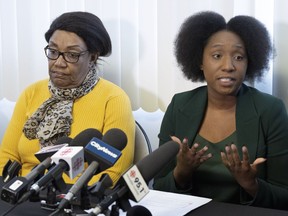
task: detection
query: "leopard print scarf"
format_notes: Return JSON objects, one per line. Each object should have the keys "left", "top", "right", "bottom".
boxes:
{"left": 23, "top": 63, "right": 99, "bottom": 147}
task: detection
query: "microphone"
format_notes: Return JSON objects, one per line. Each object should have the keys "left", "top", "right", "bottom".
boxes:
{"left": 30, "top": 129, "right": 103, "bottom": 195}
{"left": 34, "top": 136, "right": 72, "bottom": 162}
{"left": 87, "top": 128, "right": 128, "bottom": 197}
{"left": 56, "top": 128, "right": 127, "bottom": 212}
{"left": 0, "top": 136, "right": 72, "bottom": 204}
{"left": 50, "top": 146, "right": 84, "bottom": 180}
{"left": 2, "top": 160, "right": 22, "bottom": 183}
{"left": 55, "top": 136, "right": 73, "bottom": 144}
{"left": 84, "top": 128, "right": 127, "bottom": 171}
{"left": 126, "top": 205, "right": 152, "bottom": 216}
{"left": 0, "top": 157, "right": 52, "bottom": 204}
{"left": 88, "top": 140, "right": 180, "bottom": 215}
{"left": 17, "top": 129, "right": 102, "bottom": 204}
{"left": 70, "top": 128, "right": 103, "bottom": 152}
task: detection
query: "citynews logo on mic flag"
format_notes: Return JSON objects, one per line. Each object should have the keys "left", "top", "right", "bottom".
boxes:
{"left": 51, "top": 146, "right": 84, "bottom": 179}
{"left": 85, "top": 137, "right": 122, "bottom": 165}
{"left": 123, "top": 165, "right": 149, "bottom": 202}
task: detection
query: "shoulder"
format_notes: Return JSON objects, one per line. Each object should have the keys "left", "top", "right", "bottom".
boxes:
{"left": 171, "top": 86, "right": 207, "bottom": 105}
{"left": 24, "top": 79, "right": 49, "bottom": 92}
{"left": 19, "top": 79, "right": 49, "bottom": 100}
{"left": 98, "top": 78, "right": 121, "bottom": 88}
{"left": 239, "top": 84, "right": 286, "bottom": 112}
{"left": 89, "top": 78, "right": 130, "bottom": 102}
{"left": 243, "top": 85, "right": 282, "bottom": 103}
{"left": 164, "top": 86, "right": 207, "bottom": 116}
{"left": 97, "top": 78, "right": 127, "bottom": 94}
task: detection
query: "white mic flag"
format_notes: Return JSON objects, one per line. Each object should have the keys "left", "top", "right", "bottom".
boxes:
{"left": 51, "top": 146, "right": 84, "bottom": 179}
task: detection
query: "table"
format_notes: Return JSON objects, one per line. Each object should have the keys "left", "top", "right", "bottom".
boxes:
{"left": 1, "top": 198, "right": 288, "bottom": 216}
{"left": 1, "top": 178, "right": 287, "bottom": 216}
{"left": 189, "top": 201, "right": 288, "bottom": 216}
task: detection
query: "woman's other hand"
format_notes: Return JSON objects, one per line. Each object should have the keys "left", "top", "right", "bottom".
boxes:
{"left": 221, "top": 144, "right": 266, "bottom": 196}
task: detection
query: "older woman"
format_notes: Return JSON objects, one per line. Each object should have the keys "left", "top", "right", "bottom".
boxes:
{"left": 154, "top": 11, "right": 288, "bottom": 210}
{"left": 0, "top": 11, "right": 135, "bottom": 185}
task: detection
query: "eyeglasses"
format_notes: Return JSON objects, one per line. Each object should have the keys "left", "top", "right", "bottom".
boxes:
{"left": 44, "top": 45, "right": 89, "bottom": 63}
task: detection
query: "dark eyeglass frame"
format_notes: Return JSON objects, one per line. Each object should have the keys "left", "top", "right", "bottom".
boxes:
{"left": 44, "top": 45, "right": 89, "bottom": 63}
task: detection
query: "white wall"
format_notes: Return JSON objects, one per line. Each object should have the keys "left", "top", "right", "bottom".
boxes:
{"left": 0, "top": 0, "right": 287, "bottom": 111}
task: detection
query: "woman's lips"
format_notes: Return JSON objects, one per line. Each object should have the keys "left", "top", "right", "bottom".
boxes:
{"left": 218, "top": 77, "right": 236, "bottom": 86}
{"left": 51, "top": 71, "right": 67, "bottom": 77}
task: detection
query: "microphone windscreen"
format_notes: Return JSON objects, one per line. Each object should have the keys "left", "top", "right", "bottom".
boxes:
{"left": 136, "top": 141, "right": 179, "bottom": 183}
{"left": 126, "top": 205, "right": 152, "bottom": 216}
{"left": 102, "top": 128, "right": 127, "bottom": 151}
{"left": 55, "top": 136, "right": 73, "bottom": 145}
{"left": 70, "top": 128, "right": 103, "bottom": 147}
{"left": 84, "top": 128, "right": 126, "bottom": 171}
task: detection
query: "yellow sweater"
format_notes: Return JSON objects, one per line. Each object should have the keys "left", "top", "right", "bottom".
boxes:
{"left": 0, "top": 78, "right": 135, "bottom": 186}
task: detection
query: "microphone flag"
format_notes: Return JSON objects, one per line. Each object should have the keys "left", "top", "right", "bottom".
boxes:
{"left": 85, "top": 137, "right": 122, "bottom": 170}
{"left": 51, "top": 146, "right": 84, "bottom": 179}
{"left": 122, "top": 165, "right": 149, "bottom": 202}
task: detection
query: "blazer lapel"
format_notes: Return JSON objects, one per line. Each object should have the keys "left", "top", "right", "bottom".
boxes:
{"left": 236, "top": 85, "right": 260, "bottom": 160}
{"left": 177, "top": 88, "right": 207, "bottom": 147}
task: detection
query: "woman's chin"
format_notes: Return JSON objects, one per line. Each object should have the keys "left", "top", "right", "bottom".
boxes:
{"left": 51, "top": 79, "right": 70, "bottom": 88}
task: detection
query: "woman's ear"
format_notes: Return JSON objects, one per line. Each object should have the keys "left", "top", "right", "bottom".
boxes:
{"left": 90, "top": 53, "right": 99, "bottom": 63}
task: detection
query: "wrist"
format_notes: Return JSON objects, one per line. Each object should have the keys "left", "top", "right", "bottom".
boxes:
{"left": 242, "top": 178, "right": 259, "bottom": 197}
{"left": 173, "top": 166, "right": 193, "bottom": 189}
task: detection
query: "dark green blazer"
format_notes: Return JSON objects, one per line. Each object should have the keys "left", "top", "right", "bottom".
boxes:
{"left": 154, "top": 84, "right": 288, "bottom": 210}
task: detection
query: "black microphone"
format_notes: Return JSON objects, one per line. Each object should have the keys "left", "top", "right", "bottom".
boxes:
{"left": 70, "top": 128, "right": 103, "bottom": 153}
{"left": 87, "top": 128, "right": 128, "bottom": 197}
{"left": 55, "top": 136, "right": 73, "bottom": 144}
{"left": 2, "top": 160, "right": 22, "bottom": 183}
{"left": 34, "top": 136, "right": 73, "bottom": 162}
{"left": 126, "top": 205, "right": 152, "bottom": 216}
{"left": 0, "top": 157, "right": 52, "bottom": 204}
{"left": 88, "top": 140, "right": 180, "bottom": 215}
{"left": 55, "top": 128, "right": 127, "bottom": 212}
{"left": 2, "top": 136, "right": 72, "bottom": 183}
{"left": 17, "top": 129, "right": 102, "bottom": 204}
{"left": 0, "top": 136, "right": 72, "bottom": 205}
{"left": 14, "top": 128, "right": 99, "bottom": 203}
{"left": 84, "top": 128, "right": 127, "bottom": 171}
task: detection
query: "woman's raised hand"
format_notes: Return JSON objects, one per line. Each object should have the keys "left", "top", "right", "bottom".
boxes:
{"left": 221, "top": 144, "right": 266, "bottom": 196}
{"left": 171, "top": 136, "right": 212, "bottom": 188}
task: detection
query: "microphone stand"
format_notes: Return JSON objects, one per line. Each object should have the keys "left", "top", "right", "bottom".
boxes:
{"left": 40, "top": 176, "right": 67, "bottom": 211}
{"left": 88, "top": 174, "right": 113, "bottom": 205}
{"left": 40, "top": 183, "right": 59, "bottom": 211}
{"left": 80, "top": 185, "right": 91, "bottom": 210}
{"left": 109, "top": 204, "right": 120, "bottom": 216}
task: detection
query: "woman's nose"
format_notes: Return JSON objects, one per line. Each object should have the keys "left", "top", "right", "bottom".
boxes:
{"left": 53, "top": 55, "right": 67, "bottom": 67}
{"left": 222, "top": 57, "right": 235, "bottom": 72}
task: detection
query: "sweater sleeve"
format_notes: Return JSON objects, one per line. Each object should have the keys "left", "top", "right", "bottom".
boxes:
{"left": 0, "top": 93, "right": 25, "bottom": 170}
{"left": 0, "top": 80, "right": 50, "bottom": 175}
